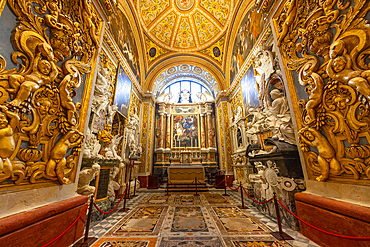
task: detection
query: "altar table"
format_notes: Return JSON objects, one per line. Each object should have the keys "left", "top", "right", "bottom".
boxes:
{"left": 168, "top": 166, "right": 205, "bottom": 183}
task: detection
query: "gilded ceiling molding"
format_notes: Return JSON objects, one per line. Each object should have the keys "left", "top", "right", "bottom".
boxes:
{"left": 135, "top": 0, "right": 234, "bottom": 52}
{"left": 145, "top": 35, "right": 171, "bottom": 63}
{"left": 151, "top": 65, "right": 219, "bottom": 97}
{"left": 145, "top": 56, "right": 225, "bottom": 92}
{"left": 199, "top": 35, "right": 225, "bottom": 64}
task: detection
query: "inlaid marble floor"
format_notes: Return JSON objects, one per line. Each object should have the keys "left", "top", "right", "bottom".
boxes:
{"left": 88, "top": 189, "right": 321, "bottom": 247}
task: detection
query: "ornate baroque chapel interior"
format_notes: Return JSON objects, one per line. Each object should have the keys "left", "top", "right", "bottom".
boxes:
{"left": 0, "top": 0, "right": 369, "bottom": 246}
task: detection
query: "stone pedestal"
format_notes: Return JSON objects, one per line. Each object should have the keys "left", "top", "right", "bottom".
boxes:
{"left": 0, "top": 196, "right": 87, "bottom": 247}
{"left": 295, "top": 193, "right": 370, "bottom": 247}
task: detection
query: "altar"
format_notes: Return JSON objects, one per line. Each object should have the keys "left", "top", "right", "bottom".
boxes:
{"left": 168, "top": 166, "right": 205, "bottom": 183}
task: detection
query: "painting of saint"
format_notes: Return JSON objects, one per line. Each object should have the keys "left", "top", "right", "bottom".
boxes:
{"left": 172, "top": 115, "right": 199, "bottom": 148}
{"left": 114, "top": 65, "right": 132, "bottom": 118}
{"left": 230, "top": 8, "right": 268, "bottom": 84}
{"left": 240, "top": 65, "right": 259, "bottom": 114}
{"left": 107, "top": 7, "right": 140, "bottom": 83}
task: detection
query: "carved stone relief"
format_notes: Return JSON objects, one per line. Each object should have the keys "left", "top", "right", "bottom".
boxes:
{"left": 275, "top": 0, "right": 370, "bottom": 183}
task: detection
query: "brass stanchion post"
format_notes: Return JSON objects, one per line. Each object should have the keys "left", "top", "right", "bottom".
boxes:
{"left": 194, "top": 177, "right": 199, "bottom": 196}
{"left": 223, "top": 178, "right": 229, "bottom": 196}
{"left": 127, "top": 166, "right": 132, "bottom": 199}
{"left": 270, "top": 192, "right": 293, "bottom": 240}
{"left": 166, "top": 181, "right": 169, "bottom": 196}
{"left": 119, "top": 183, "right": 129, "bottom": 212}
{"left": 240, "top": 182, "right": 244, "bottom": 209}
{"left": 73, "top": 195, "right": 97, "bottom": 246}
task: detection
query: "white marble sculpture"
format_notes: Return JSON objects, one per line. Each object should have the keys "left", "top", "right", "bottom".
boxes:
{"left": 234, "top": 106, "right": 243, "bottom": 122}
{"left": 266, "top": 89, "right": 296, "bottom": 145}
{"left": 107, "top": 165, "right": 122, "bottom": 201}
{"left": 92, "top": 63, "right": 111, "bottom": 116}
{"left": 157, "top": 92, "right": 173, "bottom": 103}
{"left": 83, "top": 130, "right": 101, "bottom": 158}
{"left": 77, "top": 163, "right": 101, "bottom": 196}
{"left": 254, "top": 49, "right": 277, "bottom": 109}
{"left": 123, "top": 107, "right": 142, "bottom": 159}
{"left": 106, "top": 134, "right": 123, "bottom": 160}
{"left": 107, "top": 104, "right": 118, "bottom": 125}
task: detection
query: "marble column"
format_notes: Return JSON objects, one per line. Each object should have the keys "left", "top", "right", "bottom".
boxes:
{"left": 200, "top": 114, "right": 206, "bottom": 148}
{"left": 166, "top": 114, "right": 171, "bottom": 149}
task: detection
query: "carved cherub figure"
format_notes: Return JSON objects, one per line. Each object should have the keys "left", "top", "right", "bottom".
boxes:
{"left": 8, "top": 43, "right": 58, "bottom": 107}
{"left": 327, "top": 40, "right": 370, "bottom": 101}
{"left": 277, "top": 0, "right": 297, "bottom": 46}
{"left": 0, "top": 105, "right": 20, "bottom": 182}
{"left": 299, "top": 127, "right": 341, "bottom": 181}
{"left": 97, "top": 124, "right": 113, "bottom": 144}
{"left": 37, "top": 97, "right": 52, "bottom": 116}
{"left": 45, "top": 130, "right": 83, "bottom": 184}
{"left": 299, "top": 64, "right": 324, "bottom": 125}
{"left": 59, "top": 66, "right": 80, "bottom": 125}
{"left": 108, "top": 134, "right": 123, "bottom": 160}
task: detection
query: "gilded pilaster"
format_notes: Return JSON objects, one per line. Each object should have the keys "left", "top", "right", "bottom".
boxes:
{"left": 166, "top": 113, "right": 171, "bottom": 149}
{"left": 159, "top": 113, "right": 165, "bottom": 148}
{"left": 200, "top": 114, "right": 206, "bottom": 148}
{"left": 206, "top": 112, "right": 214, "bottom": 148}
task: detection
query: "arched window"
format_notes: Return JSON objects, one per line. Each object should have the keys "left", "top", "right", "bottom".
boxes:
{"left": 158, "top": 80, "right": 213, "bottom": 103}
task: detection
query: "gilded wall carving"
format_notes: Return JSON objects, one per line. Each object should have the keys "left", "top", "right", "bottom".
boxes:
{"left": 229, "top": 87, "right": 245, "bottom": 119}
{"left": 217, "top": 103, "right": 226, "bottom": 172}
{"left": 222, "top": 102, "right": 233, "bottom": 172}
{"left": 0, "top": 0, "right": 100, "bottom": 187}
{"left": 140, "top": 103, "right": 149, "bottom": 173}
{"left": 275, "top": 0, "right": 370, "bottom": 183}
{"left": 147, "top": 103, "right": 154, "bottom": 172}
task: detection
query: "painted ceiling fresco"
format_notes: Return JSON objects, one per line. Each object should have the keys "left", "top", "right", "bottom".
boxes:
{"left": 137, "top": 0, "right": 233, "bottom": 52}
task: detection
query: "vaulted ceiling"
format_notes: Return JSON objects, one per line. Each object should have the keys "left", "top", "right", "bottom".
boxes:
{"left": 122, "top": 0, "right": 253, "bottom": 92}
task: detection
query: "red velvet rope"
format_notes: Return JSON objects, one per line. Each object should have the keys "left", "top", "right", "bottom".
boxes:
{"left": 137, "top": 180, "right": 167, "bottom": 189}
{"left": 168, "top": 181, "right": 195, "bottom": 188}
{"left": 242, "top": 186, "right": 273, "bottom": 204}
{"left": 201, "top": 179, "right": 225, "bottom": 188}
{"left": 226, "top": 182, "right": 240, "bottom": 191}
{"left": 277, "top": 200, "right": 370, "bottom": 240}
{"left": 93, "top": 189, "right": 126, "bottom": 214}
{"left": 42, "top": 204, "right": 89, "bottom": 247}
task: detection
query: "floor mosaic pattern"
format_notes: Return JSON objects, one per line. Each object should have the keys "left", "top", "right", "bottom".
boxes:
{"left": 90, "top": 189, "right": 321, "bottom": 247}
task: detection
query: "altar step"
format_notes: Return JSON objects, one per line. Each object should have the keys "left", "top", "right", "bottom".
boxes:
{"left": 167, "top": 182, "right": 209, "bottom": 193}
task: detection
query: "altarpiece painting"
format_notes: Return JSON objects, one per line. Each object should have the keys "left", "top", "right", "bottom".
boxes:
{"left": 172, "top": 114, "right": 199, "bottom": 148}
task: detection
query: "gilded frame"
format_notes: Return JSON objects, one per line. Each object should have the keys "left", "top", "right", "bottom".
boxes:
{"left": 171, "top": 113, "right": 200, "bottom": 149}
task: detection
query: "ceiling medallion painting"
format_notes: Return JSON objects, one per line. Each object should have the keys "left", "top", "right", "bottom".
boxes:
{"left": 176, "top": 0, "right": 194, "bottom": 11}
{"left": 137, "top": 0, "right": 233, "bottom": 52}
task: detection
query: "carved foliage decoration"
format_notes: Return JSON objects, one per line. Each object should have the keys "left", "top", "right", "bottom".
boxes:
{"left": 275, "top": 0, "right": 370, "bottom": 183}
{"left": 217, "top": 103, "right": 226, "bottom": 171}
{"left": 222, "top": 102, "right": 233, "bottom": 172}
{"left": 140, "top": 103, "right": 149, "bottom": 173}
{"left": 0, "top": 0, "right": 100, "bottom": 187}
